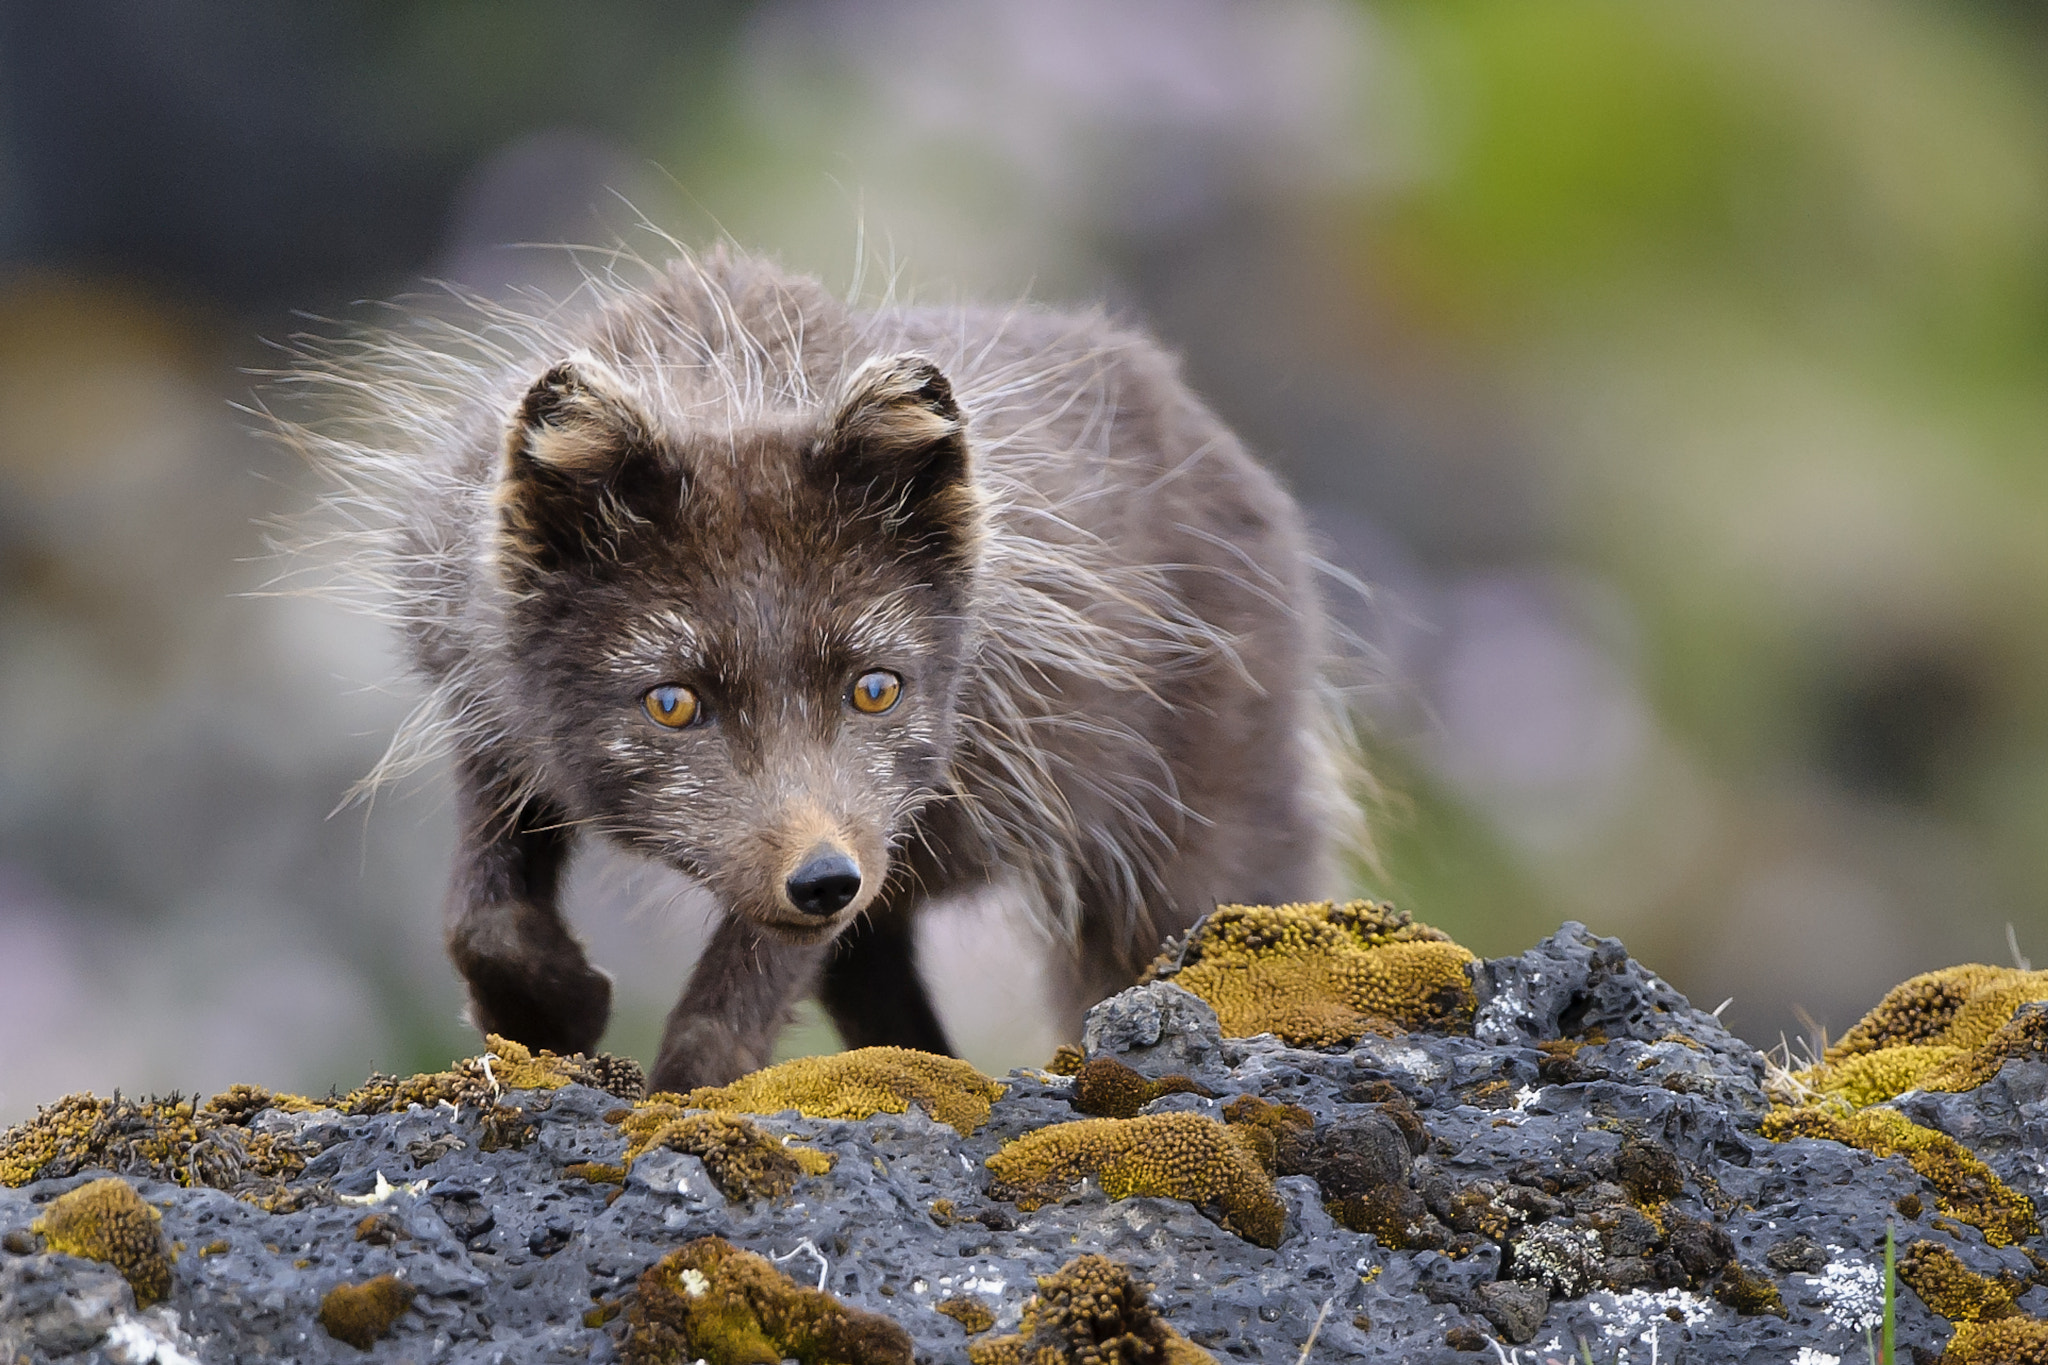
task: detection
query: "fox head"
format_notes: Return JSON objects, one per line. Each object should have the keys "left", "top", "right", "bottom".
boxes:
{"left": 489, "top": 350, "right": 984, "bottom": 944}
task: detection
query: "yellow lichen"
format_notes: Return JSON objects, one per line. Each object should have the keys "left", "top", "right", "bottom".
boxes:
{"left": 609, "top": 1107, "right": 833, "bottom": 1200}
{"left": 1143, "top": 900, "right": 1477, "bottom": 1047}
{"left": 1900, "top": 1240, "right": 2022, "bottom": 1323}
{"left": 1943, "top": 1317, "right": 2048, "bottom": 1364}
{"left": 672, "top": 1047, "right": 1005, "bottom": 1138}
{"left": 319, "top": 1273, "right": 417, "bottom": 1349}
{"left": 622, "top": 1234, "right": 912, "bottom": 1365}
{"left": 1797, "top": 966, "right": 2048, "bottom": 1106}
{"left": 983, "top": 1112, "right": 1285, "bottom": 1248}
{"left": 1760, "top": 1107, "right": 2039, "bottom": 1247}
{"left": 967, "top": 1254, "right": 1215, "bottom": 1365}
{"left": 30, "top": 1177, "right": 171, "bottom": 1308}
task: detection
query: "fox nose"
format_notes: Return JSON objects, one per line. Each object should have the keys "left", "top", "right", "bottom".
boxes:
{"left": 786, "top": 847, "right": 862, "bottom": 917}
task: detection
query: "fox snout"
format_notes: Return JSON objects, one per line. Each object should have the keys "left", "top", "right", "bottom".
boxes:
{"left": 786, "top": 844, "right": 862, "bottom": 917}
{"left": 710, "top": 801, "right": 892, "bottom": 939}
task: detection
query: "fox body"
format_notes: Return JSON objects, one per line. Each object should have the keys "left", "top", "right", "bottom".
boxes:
{"left": 314, "top": 249, "right": 1350, "bottom": 1092}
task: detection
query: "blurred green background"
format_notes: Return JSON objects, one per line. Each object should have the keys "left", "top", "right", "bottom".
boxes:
{"left": 4, "top": 0, "right": 2047, "bottom": 1120}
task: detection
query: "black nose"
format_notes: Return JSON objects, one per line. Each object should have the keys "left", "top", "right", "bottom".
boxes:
{"left": 786, "top": 850, "right": 862, "bottom": 917}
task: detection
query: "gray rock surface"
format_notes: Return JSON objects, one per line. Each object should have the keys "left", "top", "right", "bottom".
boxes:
{"left": 3, "top": 921, "right": 2044, "bottom": 1363}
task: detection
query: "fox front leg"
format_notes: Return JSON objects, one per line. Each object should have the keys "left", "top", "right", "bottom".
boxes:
{"left": 444, "top": 756, "right": 612, "bottom": 1056}
{"left": 650, "top": 914, "right": 829, "bottom": 1093}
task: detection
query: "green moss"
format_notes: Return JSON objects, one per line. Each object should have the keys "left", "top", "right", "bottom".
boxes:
{"left": 609, "top": 1107, "right": 832, "bottom": 1200}
{"left": 1143, "top": 900, "right": 1477, "bottom": 1047}
{"left": 622, "top": 1235, "right": 912, "bottom": 1365}
{"left": 966, "top": 1254, "right": 1214, "bottom": 1365}
{"left": 1761, "top": 1106, "right": 2039, "bottom": 1247}
{"left": 30, "top": 1176, "right": 171, "bottom": 1308}
{"left": 670, "top": 1047, "right": 1004, "bottom": 1137}
{"left": 984, "top": 1112, "right": 1285, "bottom": 1248}
{"left": 1070, "top": 1057, "right": 1212, "bottom": 1120}
{"left": 319, "top": 1273, "right": 417, "bottom": 1349}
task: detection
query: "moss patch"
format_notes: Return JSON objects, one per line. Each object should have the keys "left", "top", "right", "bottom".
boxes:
{"left": 1797, "top": 966, "right": 2048, "bottom": 1107}
{"left": 319, "top": 1273, "right": 417, "bottom": 1349}
{"left": 621, "top": 1234, "right": 912, "bottom": 1365}
{"left": 1143, "top": 900, "right": 1477, "bottom": 1047}
{"left": 0, "top": 1092, "right": 310, "bottom": 1193}
{"left": 1761, "top": 1106, "right": 2039, "bottom": 1247}
{"left": 1901, "top": 1239, "right": 2023, "bottom": 1323}
{"left": 1943, "top": 1317, "right": 2048, "bottom": 1364}
{"left": 30, "top": 1176, "right": 171, "bottom": 1308}
{"left": 935, "top": 1295, "right": 996, "bottom": 1334}
{"left": 0, "top": 1035, "right": 643, "bottom": 1198}
{"left": 1070, "top": 1057, "right": 1212, "bottom": 1120}
{"left": 966, "top": 1253, "right": 1214, "bottom": 1365}
{"left": 335, "top": 1034, "right": 644, "bottom": 1116}
{"left": 610, "top": 1107, "right": 832, "bottom": 1200}
{"left": 1044, "top": 1044, "right": 1085, "bottom": 1077}
{"left": 671, "top": 1047, "right": 1004, "bottom": 1137}
{"left": 984, "top": 1111, "right": 1284, "bottom": 1248}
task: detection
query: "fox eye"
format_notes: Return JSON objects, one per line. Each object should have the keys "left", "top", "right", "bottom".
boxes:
{"left": 849, "top": 670, "right": 902, "bottom": 715}
{"left": 643, "top": 684, "right": 700, "bottom": 729}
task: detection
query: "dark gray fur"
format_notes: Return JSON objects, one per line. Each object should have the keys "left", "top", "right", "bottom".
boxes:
{"left": 319, "top": 249, "right": 1351, "bottom": 1091}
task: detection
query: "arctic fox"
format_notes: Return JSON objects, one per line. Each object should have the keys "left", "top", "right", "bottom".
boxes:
{"left": 302, "top": 248, "right": 1354, "bottom": 1092}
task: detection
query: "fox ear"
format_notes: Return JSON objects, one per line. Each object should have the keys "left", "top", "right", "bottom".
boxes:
{"left": 497, "top": 356, "right": 663, "bottom": 575}
{"left": 822, "top": 353, "right": 980, "bottom": 564}
{"left": 506, "top": 355, "right": 650, "bottom": 475}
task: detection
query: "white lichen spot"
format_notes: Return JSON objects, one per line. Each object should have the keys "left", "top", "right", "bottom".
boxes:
{"left": 1813, "top": 1257, "right": 1884, "bottom": 1334}
{"left": 911, "top": 1277, "right": 929, "bottom": 1295}
{"left": 1510, "top": 1084, "right": 1541, "bottom": 1112}
{"left": 1474, "top": 980, "right": 1533, "bottom": 1044}
{"left": 678, "top": 1268, "right": 709, "bottom": 1298}
{"left": 1792, "top": 1350, "right": 1841, "bottom": 1365}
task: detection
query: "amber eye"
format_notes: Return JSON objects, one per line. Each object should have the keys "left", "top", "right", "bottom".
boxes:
{"left": 643, "top": 684, "right": 700, "bottom": 729}
{"left": 849, "top": 671, "right": 902, "bottom": 715}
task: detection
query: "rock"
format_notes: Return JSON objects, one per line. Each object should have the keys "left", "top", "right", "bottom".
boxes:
{"left": 3, "top": 915, "right": 2044, "bottom": 1363}
{"left": 0, "top": 1254, "right": 132, "bottom": 1357}
{"left": 1471, "top": 1279, "right": 1549, "bottom": 1344}
{"left": 1079, "top": 981, "right": 1223, "bottom": 1074}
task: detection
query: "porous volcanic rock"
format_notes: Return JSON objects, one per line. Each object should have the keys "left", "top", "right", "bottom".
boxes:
{"left": 5, "top": 918, "right": 2047, "bottom": 1363}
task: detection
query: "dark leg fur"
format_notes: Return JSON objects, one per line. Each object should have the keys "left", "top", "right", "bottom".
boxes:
{"left": 818, "top": 914, "right": 954, "bottom": 1055}
{"left": 651, "top": 914, "right": 829, "bottom": 1093}
{"left": 445, "top": 754, "right": 612, "bottom": 1056}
